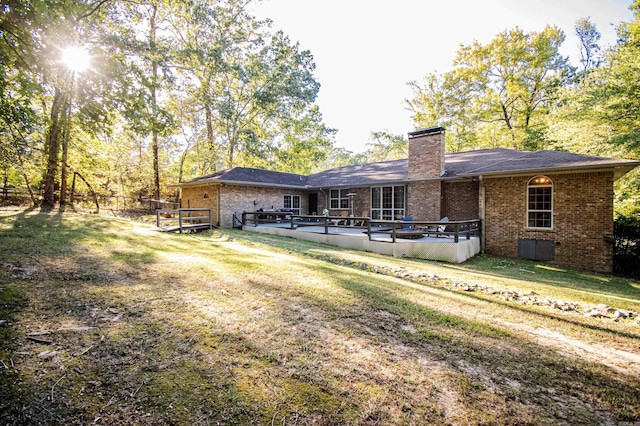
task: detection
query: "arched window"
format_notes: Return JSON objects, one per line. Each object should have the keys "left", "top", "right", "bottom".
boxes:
{"left": 527, "top": 176, "right": 553, "bottom": 229}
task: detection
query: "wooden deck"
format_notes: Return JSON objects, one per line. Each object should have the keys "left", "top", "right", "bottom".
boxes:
{"left": 243, "top": 222, "right": 481, "bottom": 263}
{"left": 156, "top": 208, "right": 214, "bottom": 233}
{"left": 240, "top": 214, "right": 482, "bottom": 264}
{"left": 241, "top": 212, "right": 480, "bottom": 243}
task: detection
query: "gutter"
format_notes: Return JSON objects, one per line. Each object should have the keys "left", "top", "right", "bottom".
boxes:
{"left": 458, "top": 163, "right": 640, "bottom": 181}
{"left": 171, "top": 175, "right": 472, "bottom": 191}
{"left": 170, "top": 179, "right": 309, "bottom": 190}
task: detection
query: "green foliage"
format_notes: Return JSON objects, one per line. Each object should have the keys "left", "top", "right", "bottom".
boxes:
{"left": 271, "top": 106, "right": 337, "bottom": 174}
{"left": 363, "top": 131, "right": 408, "bottom": 162}
{"left": 0, "top": 0, "right": 336, "bottom": 205}
{"left": 575, "top": 17, "right": 602, "bottom": 72}
{"left": 408, "top": 25, "right": 571, "bottom": 152}
{"left": 408, "top": 13, "right": 640, "bottom": 215}
{"left": 546, "top": 5, "right": 640, "bottom": 214}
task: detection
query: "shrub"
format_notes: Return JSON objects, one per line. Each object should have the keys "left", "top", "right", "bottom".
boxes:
{"left": 613, "top": 214, "right": 640, "bottom": 278}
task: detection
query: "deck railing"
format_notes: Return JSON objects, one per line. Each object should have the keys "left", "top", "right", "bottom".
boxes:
{"left": 240, "top": 211, "right": 481, "bottom": 244}
{"left": 366, "top": 219, "right": 481, "bottom": 243}
{"left": 156, "top": 208, "right": 213, "bottom": 233}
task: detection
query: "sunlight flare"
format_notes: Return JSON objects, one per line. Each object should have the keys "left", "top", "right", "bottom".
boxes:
{"left": 61, "top": 45, "right": 90, "bottom": 73}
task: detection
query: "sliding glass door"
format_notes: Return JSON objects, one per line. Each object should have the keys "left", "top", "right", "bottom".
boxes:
{"left": 370, "top": 186, "right": 405, "bottom": 220}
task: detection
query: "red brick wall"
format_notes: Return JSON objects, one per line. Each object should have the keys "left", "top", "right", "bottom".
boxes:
{"left": 182, "top": 184, "right": 309, "bottom": 227}
{"left": 218, "top": 185, "right": 309, "bottom": 227}
{"left": 180, "top": 185, "right": 220, "bottom": 224}
{"left": 408, "top": 130, "right": 445, "bottom": 180}
{"left": 441, "top": 181, "right": 479, "bottom": 220}
{"left": 407, "top": 181, "right": 441, "bottom": 220}
{"left": 483, "top": 171, "right": 614, "bottom": 273}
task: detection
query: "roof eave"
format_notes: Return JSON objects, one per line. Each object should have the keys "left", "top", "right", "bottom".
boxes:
{"left": 307, "top": 179, "right": 409, "bottom": 189}
{"left": 457, "top": 162, "right": 640, "bottom": 181}
{"left": 172, "top": 179, "right": 307, "bottom": 190}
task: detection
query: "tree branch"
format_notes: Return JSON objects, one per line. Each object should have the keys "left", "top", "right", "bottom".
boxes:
{"left": 76, "top": 0, "right": 113, "bottom": 21}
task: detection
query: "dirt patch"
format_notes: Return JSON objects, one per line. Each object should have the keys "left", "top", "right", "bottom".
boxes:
{"left": 505, "top": 322, "right": 640, "bottom": 376}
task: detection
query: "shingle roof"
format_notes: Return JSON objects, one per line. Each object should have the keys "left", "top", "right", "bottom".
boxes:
{"left": 307, "top": 159, "right": 408, "bottom": 187}
{"left": 179, "top": 167, "right": 308, "bottom": 187}
{"left": 176, "top": 149, "right": 639, "bottom": 188}
{"left": 453, "top": 149, "right": 639, "bottom": 179}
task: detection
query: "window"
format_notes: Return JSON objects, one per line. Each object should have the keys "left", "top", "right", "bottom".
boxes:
{"left": 371, "top": 185, "right": 405, "bottom": 220}
{"left": 283, "top": 195, "right": 300, "bottom": 215}
{"left": 527, "top": 176, "right": 553, "bottom": 229}
{"left": 329, "top": 189, "right": 350, "bottom": 209}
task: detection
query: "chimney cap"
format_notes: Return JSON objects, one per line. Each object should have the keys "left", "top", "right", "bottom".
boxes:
{"left": 408, "top": 126, "right": 445, "bottom": 138}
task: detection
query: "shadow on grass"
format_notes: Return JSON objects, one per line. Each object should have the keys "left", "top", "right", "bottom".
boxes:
{"left": 0, "top": 210, "right": 269, "bottom": 424}
{"left": 230, "top": 228, "right": 640, "bottom": 304}
{"left": 1, "top": 211, "right": 639, "bottom": 424}
{"left": 239, "top": 260, "right": 640, "bottom": 424}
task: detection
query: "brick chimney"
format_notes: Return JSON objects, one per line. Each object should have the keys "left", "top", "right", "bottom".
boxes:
{"left": 406, "top": 127, "right": 445, "bottom": 221}
{"left": 408, "top": 127, "right": 445, "bottom": 180}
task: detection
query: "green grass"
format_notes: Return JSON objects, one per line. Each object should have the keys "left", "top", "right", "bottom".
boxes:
{"left": 1, "top": 209, "right": 639, "bottom": 425}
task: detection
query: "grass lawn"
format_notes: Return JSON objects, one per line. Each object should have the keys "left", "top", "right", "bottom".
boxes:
{"left": 1, "top": 208, "right": 639, "bottom": 425}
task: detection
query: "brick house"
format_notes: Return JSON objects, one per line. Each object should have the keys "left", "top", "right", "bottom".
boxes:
{"left": 175, "top": 127, "right": 638, "bottom": 273}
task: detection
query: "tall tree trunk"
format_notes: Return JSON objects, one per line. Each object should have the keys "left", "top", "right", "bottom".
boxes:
{"left": 59, "top": 86, "right": 72, "bottom": 208}
{"left": 18, "top": 154, "right": 37, "bottom": 207}
{"left": 205, "top": 104, "right": 218, "bottom": 171}
{"left": 74, "top": 171, "right": 99, "bottom": 213}
{"left": 150, "top": 4, "right": 160, "bottom": 206}
{"left": 227, "top": 130, "right": 236, "bottom": 168}
{"left": 70, "top": 171, "right": 77, "bottom": 207}
{"left": 42, "top": 86, "right": 67, "bottom": 209}
{"left": 2, "top": 169, "right": 7, "bottom": 201}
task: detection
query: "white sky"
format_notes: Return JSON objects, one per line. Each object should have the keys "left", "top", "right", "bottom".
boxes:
{"left": 251, "top": 0, "right": 635, "bottom": 153}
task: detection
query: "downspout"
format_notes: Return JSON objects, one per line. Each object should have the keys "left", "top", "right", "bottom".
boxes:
{"left": 217, "top": 184, "right": 221, "bottom": 226}
{"left": 479, "top": 175, "right": 485, "bottom": 253}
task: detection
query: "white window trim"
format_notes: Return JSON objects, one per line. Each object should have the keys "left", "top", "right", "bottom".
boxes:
{"left": 329, "top": 188, "right": 350, "bottom": 210}
{"left": 370, "top": 185, "right": 406, "bottom": 221}
{"left": 526, "top": 176, "right": 553, "bottom": 230}
{"left": 283, "top": 194, "right": 301, "bottom": 215}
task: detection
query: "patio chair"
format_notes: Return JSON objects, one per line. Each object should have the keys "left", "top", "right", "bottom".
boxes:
{"left": 354, "top": 211, "right": 369, "bottom": 227}
{"left": 427, "top": 217, "right": 449, "bottom": 237}
{"left": 330, "top": 210, "right": 349, "bottom": 226}
{"left": 402, "top": 216, "right": 414, "bottom": 230}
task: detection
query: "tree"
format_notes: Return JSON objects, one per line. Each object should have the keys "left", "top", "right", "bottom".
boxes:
{"left": 1, "top": 0, "right": 336, "bottom": 207}
{"left": 362, "top": 131, "right": 407, "bottom": 162}
{"left": 408, "top": 26, "right": 571, "bottom": 152}
{"left": 213, "top": 30, "right": 321, "bottom": 168}
{"left": 547, "top": 4, "right": 640, "bottom": 214}
{"left": 0, "top": 68, "right": 39, "bottom": 205}
{"left": 107, "top": 0, "right": 178, "bottom": 203}
{"left": 169, "top": 0, "right": 259, "bottom": 172}
{"left": 1, "top": 0, "right": 120, "bottom": 208}
{"left": 271, "top": 106, "right": 336, "bottom": 174}
{"left": 406, "top": 73, "right": 478, "bottom": 152}
{"left": 455, "top": 26, "right": 571, "bottom": 150}
{"left": 575, "top": 17, "right": 602, "bottom": 73}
